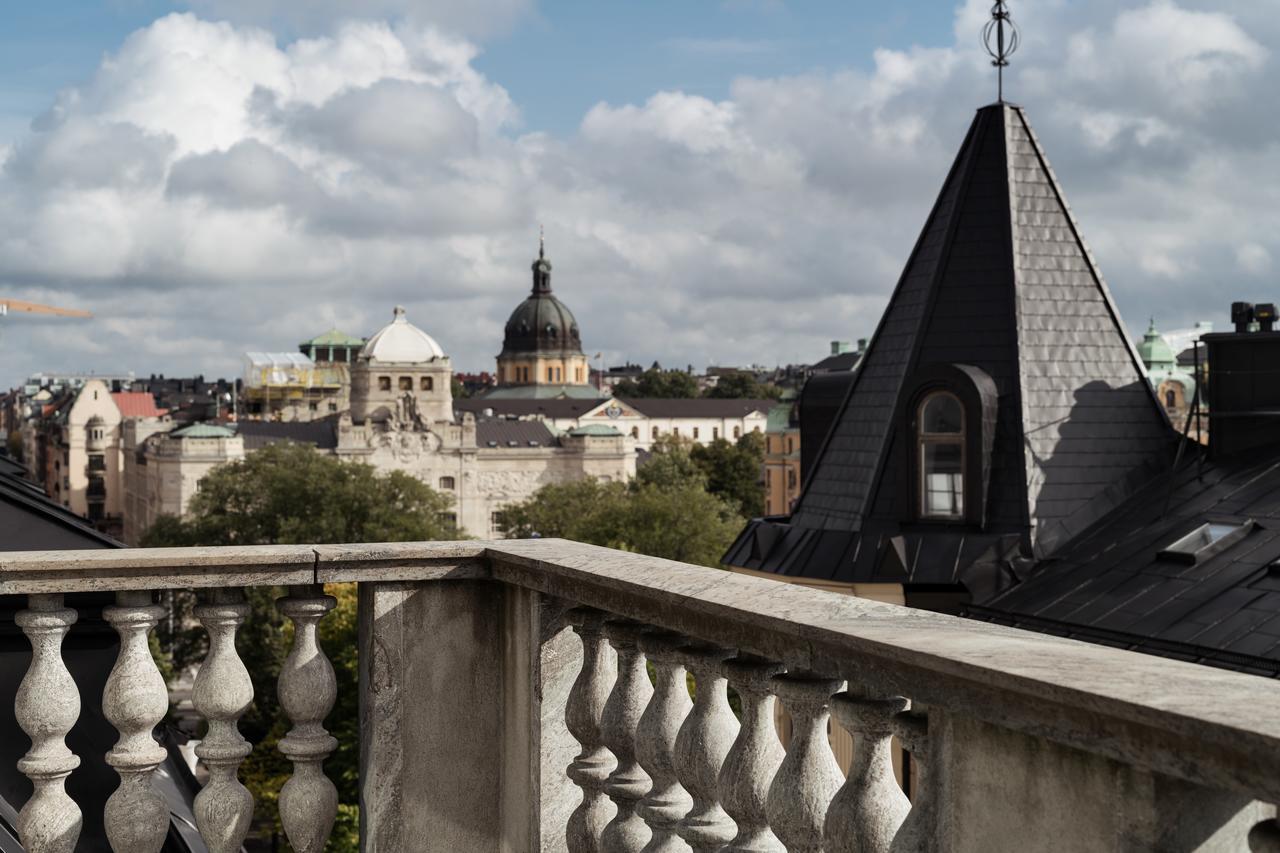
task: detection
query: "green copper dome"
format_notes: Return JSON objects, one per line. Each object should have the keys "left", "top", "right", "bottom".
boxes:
{"left": 499, "top": 243, "right": 585, "bottom": 358}
{"left": 1137, "top": 319, "right": 1176, "bottom": 370}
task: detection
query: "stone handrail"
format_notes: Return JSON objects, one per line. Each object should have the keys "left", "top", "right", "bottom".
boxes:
{"left": 1, "top": 538, "right": 1278, "bottom": 852}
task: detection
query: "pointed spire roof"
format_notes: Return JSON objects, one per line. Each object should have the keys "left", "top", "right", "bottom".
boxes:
{"left": 727, "top": 103, "right": 1175, "bottom": 582}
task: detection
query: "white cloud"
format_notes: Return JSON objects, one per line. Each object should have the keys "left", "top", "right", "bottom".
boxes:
{"left": 183, "top": 0, "right": 535, "bottom": 39}
{"left": 1, "top": 2, "right": 1278, "bottom": 386}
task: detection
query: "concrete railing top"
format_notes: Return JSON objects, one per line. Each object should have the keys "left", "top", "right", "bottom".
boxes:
{"left": 1, "top": 537, "right": 1278, "bottom": 803}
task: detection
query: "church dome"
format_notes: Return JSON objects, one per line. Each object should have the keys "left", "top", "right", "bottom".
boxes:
{"left": 499, "top": 243, "right": 584, "bottom": 357}
{"left": 1137, "top": 319, "right": 1176, "bottom": 370}
{"left": 361, "top": 306, "right": 446, "bottom": 363}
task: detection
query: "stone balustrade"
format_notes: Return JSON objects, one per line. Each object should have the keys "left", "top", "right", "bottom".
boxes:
{"left": 1, "top": 539, "right": 1279, "bottom": 852}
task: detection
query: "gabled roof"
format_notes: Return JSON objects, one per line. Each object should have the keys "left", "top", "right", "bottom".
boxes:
{"left": 111, "top": 391, "right": 167, "bottom": 418}
{"left": 727, "top": 103, "right": 1175, "bottom": 582}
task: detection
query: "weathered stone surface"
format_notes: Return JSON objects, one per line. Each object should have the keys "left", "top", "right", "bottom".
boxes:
{"left": 673, "top": 644, "right": 739, "bottom": 853}
{"left": 766, "top": 674, "right": 844, "bottom": 853}
{"left": 635, "top": 632, "right": 694, "bottom": 853}
{"left": 824, "top": 693, "right": 910, "bottom": 853}
{"left": 599, "top": 620, "right": 654, "bottom": 852}
{"left": 276, "top": 585, "right": 339, "bottom": 853}
{"left": 102, "top": 590, "right": 169, "bottom": 853}
{"left": 565, "top": 608, "right": 619, "bottom": 853}
{"left": 16, "top": 593, "right": 82, "bottom": 853}
{"left": 888, "top": 712, "right": 930, "bottom": 853}
{"left": 718, "top": 656, "right": 787, "bottom": 853}
{"left": 192, "top": 587, "right": 255, "bottom": 853}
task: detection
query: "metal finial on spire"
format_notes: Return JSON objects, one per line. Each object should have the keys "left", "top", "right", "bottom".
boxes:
{"left": 983, "top": 0, "right": 1020, "bottom": 103}
{"left": 539, "top": 224, "right": 545, "bottom": 259}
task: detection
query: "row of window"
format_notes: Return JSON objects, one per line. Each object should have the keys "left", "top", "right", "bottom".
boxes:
{"left": 377, "top": 376, "right": 435, "bottom": 392}
{"left": 503, "top": 365, "right": 588, "bottom": 384}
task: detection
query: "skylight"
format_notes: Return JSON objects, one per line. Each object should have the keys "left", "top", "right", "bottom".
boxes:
{"left": 1158, "top": 520, "right": 1253, "bottom": 565}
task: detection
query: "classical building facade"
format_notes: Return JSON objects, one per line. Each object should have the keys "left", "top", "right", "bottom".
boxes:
{"left": 763, "top": 402, "right": 800, "bottom": 516}
{"left": 488, "top": 240, "right": 597, "bottom": 399}
{"left": 1138, "top": 319, "right": 1202, "bottom": 439}
{"left": 123, "top": 421, "right": 243, "bottom": 545}
{"left": 122, "top": 307, "right": 634, "bottom": 543}
{"left": 455, "top": 396, "right": 772, "bottom": 453}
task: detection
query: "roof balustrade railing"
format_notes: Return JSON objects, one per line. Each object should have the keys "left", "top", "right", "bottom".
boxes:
{"left": 1, "top": 538, "right": 1278, "bottom": 851}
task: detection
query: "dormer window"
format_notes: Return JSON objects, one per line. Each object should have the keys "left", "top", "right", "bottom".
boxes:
{"left": 918, "top": 391, "right": 965, "bottom": 519}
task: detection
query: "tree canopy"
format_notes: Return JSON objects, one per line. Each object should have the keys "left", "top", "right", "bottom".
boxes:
{"left": 142, "top": 442, "right": 460, "bottom": 851}
{"left": 689, "top": 431, "right": 766, "bottom": 518}
{"left": 704, "top": 371, "right": 783, "bottom": 400}
{"left": 143, "top": 441, "right": 459, "bottom": 546}
{"left": 612, "top": 367, "right": 700, "bottom": 399}
{"left": 501, "top": 437, "right": 749, "bottom": 567}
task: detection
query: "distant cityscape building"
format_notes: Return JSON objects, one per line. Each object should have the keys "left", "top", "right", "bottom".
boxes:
{"left": 455, "top": 396, "right": 772, "bottom": 453}
{"left": 487, "top": 240, "right": 597, "bottom": 399}
{"left": 1137, "top": 319, "right": 1200, "bottom": 433}
{"left": 763, "top": 401, "right": 800, "bottom": 516}
{"left": 242, "top": 352, "right": 348, "bottom": 422}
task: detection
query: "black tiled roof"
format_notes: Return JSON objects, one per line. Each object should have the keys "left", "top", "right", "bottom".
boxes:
{"left": 0, "top": 455, "right": 117, "bottom": 550}
{"left": 969, "top": 445, "right": 1280, "bottom": 677}
{"left": 236, "top": 419, "right": 338, "bottom": 450}
{"left": 456, "top": 397, "right": 604, "bottom": 419}
{"left": 726, "top": 103, "right": 1175, "bottom": 585}
{"left": 475, "top": 419, "right": 557, "bottom": 447}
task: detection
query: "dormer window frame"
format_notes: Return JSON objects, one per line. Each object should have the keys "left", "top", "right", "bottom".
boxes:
{"left": 917, "top": 391, "right": 966, "bottom": 521}
{"left": 903, "top": 363, "right": 999, "bottom": 529}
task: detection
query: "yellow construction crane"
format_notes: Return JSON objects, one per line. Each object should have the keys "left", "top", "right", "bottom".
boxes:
{"left": 0, "top": 298, "right": 92, "bottom": 319}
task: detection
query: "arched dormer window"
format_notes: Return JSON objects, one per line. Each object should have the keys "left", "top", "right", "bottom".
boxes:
{"left": 918, "top": 392, "right": 965, "bottom": 519}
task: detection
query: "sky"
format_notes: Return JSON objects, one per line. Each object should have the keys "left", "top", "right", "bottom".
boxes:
{"left": 0, "top": 0, "right": 1277, "bottom": 385}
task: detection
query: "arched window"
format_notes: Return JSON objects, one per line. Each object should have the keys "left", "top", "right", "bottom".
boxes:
{"left": 918, "top": 392, "right": 965, "bottom": 519}
{"left": 631, "top": 426, "right": 639, "bottom": 439}
{"left": 1164, "top": 389, "right": 1176, "bottom": 409}
{"left": 651, "top": 426, "right": 659, "bottom": 439}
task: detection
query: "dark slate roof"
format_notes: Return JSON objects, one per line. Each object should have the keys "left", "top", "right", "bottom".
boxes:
{"left": 236, "top": 418, "right": 338, "bottom": 450}
{"left": 475, "top": 419, "right": 558, "bottom": 448}
{"left": 0, "top": 456, "right": 117, "bottom": 550}
{"left": 457, "top": 396, "right": 774, "bottom": 420}
{"left": 456, "top": 397, "right": 606, "bottom": 419}
{"left": 619, "top": 398, "right": 774, "bottom": 418}
{"left": 810, "top": 351, "right": 861, "bottom": 372}
{"left": 725, "top": 103, "right": 1174, "bottom": 583}
{"left": 969, "top": 444, "right": 1280, "bottom": 677}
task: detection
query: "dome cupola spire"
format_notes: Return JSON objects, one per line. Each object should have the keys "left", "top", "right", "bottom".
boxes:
{"left": 531, "top": 227, "right": 552, "bottom": 294}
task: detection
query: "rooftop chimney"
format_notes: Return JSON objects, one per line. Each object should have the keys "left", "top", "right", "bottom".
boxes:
{"left": 830, "top": 341, "right": 853, "bottom": 355}
{"left": 1204, "top": 300, "right": 1280, "bottom": 460}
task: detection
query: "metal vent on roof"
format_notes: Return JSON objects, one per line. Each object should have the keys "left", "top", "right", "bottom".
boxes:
{"left": 528, "top": 440, "right": 540, "bottom": 447}
{"left": 1158, "top": 519, "right": 1253, "bottom": 565}
{"left": 487, "top": 440, "right": 498, "bottom": 447}
{"left": 508, "top": 440, "right": 519, "bottom": 447}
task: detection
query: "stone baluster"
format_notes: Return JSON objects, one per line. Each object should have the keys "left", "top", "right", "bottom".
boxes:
{"left": 102, "top": 591, "right": 170, "bottom": 853}
{"left": 635, "top": 632, "right": 693, "bottom": 853}
{"left": 823, "top": 692, "right": 910, "bottom": 853}
{"left": 673, "top": 643, "right": 739, "bottom": 853}
{"left": 15, "top": 594, "right": 82, "bottom": 853}
{"left": 766, "top": 673, "right": 844, "bottom": 853}
{"left": 600, "top": 620, "right": 654, "bottom": 852}
{"left": 276, "top": 585, "right": 340, "bottom": 853}
{"left": 888, "top": 712, "right": 931, "bottom": 853}
{"left": 192, "top": 588, "right": 255, "bottom": 853}
{"left": 718, "top": 656, "right": 787, "bottom": 853}
{"left": 566, "top": 608, "right": 619, "bottom": 853}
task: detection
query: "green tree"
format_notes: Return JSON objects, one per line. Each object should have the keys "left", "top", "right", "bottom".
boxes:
{"left": 690, "top": 433, "right": 766, "bottom": 518}
{"left": 613, "top": 367, "right": 699, "bottom": 398}
{"left": 703, "top": 371, "right": 783, "bottom": 400}
{"left": 142, "top": 442, "right": 460, "bottom": 851}
{"left": 503, "top": 438, "right": 745, "bottom": 568}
